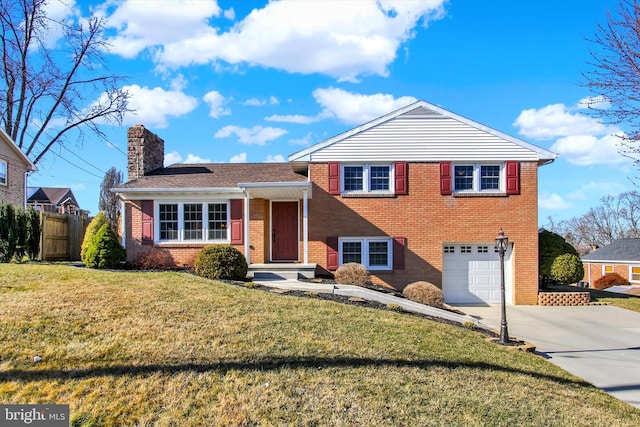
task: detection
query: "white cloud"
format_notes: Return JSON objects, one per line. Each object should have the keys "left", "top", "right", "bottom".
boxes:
{"left": 565, "top": 181, "right": 628, "bottom": 202}
{"left": 539, "top": 193, "right": 573, "bottom": 211}
{"left": 313, "top": 88, "right": 418, "bottom": 125}
{"left": 104, "top": 0, "right": 447, "bottom": 81}
{"left": 223, "top": 7, "right": 236, "bottom": 20}
{"left": 513, "top": 103, "right": 609, "bottom": 140}
{"left": 164, "top": 150, "right": 182, "bottom": 166}
{"left": 577, "top": 96, "right": 611, "bottom": 110}
{"left": 41, "top": 0, "right": 78, "bottom": 48}
{"left": 214, "top": 125, "right": 288, "bottom": 145}
{"left": 265, "top": 114, "right": 323, "bottom": 124}
{"left": 289, "top": 132, "right": 314, "bottom": 146}
{"left": 513, "top": 100, "right": 634, "bottom": 167}
{"left": 550, "top": 133, "right": 628, "bottom": 166}
{"left": 102, "top": 0, "right": 221, "bottom": 58}
{"left": 265, "top": 154, "right": 285, "bottom": 163}
{"left": 170, "top": 74, "right": 188, "bottom": 91}
{"left": 183, "top": 154, "right": 212, "bottom": 163}
{"left": 244, "top": 96, "right": 279, "bottom": 107}
{"left": 121, "top": 84, "right": 198, "bottom": 128}
{"left": 164, "top": 151, "right": 211, "bottom": 164}
{"left": 203, "top": 91, "right": 231, "bottom": 118}
{"left": 230, "top": 152, "right": 247, "bottom": 163}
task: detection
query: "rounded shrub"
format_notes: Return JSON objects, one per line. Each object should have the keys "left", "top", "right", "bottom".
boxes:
{"left": 334, "top": 263, "right": 370, "bottom": 287}
{"left": 194, "top": 245, "right": 248, "bottom": 281}
{"left": 81, "top": 211, "right": 108, "bottom": 262}
{"left": 593, "top": 272, "right": 628, "bottom": 290}
{"left": 82, "top": 223, "right": 126, "bottom": 268}
{"left": 403, "top": 281, "right": 444, "bottom": 308}
{"left": 550, "top": 253, "right": 585, "bottom": 285}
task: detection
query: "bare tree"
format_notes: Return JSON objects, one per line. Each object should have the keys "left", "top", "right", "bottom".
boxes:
{"left": 552, "top": 191, "right": 640, "bottom": 254}
{"left": 99, "top": 167, "right": 122, "bottom": 232}
{"left": 582, "top": 1, "right": 640, "bottom": 166}
{"left": 0, "top": 0, "right": 129, "bottom": 165}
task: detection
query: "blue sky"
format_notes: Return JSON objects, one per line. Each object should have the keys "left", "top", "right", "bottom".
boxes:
{"left": 27, "top": 0, "right": 629, "bottom": 225}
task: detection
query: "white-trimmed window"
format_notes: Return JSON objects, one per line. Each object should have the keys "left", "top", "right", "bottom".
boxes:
{"left": 630, "top": 266, "right": 640, "bottom": 282}
{"left": 0, "top": 159, "right": 7, "bottom": 186}
{"left": 453, "top": 163, "right": 502, "bottom": 192}
{"left": 157, "top": 202, "right": 229, "bottom": 243}
{"left": 603, "top": 265, "right": 614, "bottom": 275}
{"left": 339, "top": 237, "right": 392, "bottom": 270}
{"left": 342, "top": 164, "right": 392, "bottom": 193}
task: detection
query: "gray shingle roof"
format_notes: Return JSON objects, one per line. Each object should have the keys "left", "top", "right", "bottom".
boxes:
{"left": 117, "top": 163, "right": 307, "bottom": 190}
{"left": 582, "top": 238, "right": 640, "bottom": 262}
{"left": 27, "top": 187, "right": 77, "bottom": 206}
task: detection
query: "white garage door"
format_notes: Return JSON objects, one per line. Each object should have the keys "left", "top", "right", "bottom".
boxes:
{"left": 442, "top": 243, "right": 512, "bottom": 304}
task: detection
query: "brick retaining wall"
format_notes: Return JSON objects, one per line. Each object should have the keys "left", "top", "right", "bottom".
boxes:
{"left": 538, "top": 291, "right": 591, "bottom": 306}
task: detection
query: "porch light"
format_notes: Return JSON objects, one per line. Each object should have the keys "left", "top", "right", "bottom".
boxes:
{"left": 495, "top": 229, "right": 510, "bottom": 345}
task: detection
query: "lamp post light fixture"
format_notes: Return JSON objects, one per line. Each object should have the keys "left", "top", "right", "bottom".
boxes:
{"left": 495, "top": 229, "right": 510, "bottom": 345}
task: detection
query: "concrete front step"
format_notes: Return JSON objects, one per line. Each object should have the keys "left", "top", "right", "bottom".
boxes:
{"left": 248, "top": 263, "right": 316, "bottom": 280}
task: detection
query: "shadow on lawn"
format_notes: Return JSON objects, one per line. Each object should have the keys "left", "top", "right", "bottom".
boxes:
{"left": 0, "top": 356, "right": 590, "bottom": 388}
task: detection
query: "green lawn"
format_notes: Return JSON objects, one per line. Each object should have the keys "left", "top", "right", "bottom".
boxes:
{"left": 1, "top": 264, "right": 639, "bottom": 426}
{"left": 547, "top": 284, "right": 640, "bottom": 313}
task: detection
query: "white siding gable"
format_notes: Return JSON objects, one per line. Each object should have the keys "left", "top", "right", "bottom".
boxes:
{"left": 289, "top": 101, "right": 557, "bottom": 164}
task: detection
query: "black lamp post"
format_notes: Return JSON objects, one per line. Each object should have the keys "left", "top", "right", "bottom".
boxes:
{"left": 495, "top": 229, "right": 510, "bottom": 344}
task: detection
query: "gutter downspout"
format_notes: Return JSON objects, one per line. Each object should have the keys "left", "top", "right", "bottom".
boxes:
{"left": 242, "top": 188, "right": 250, "bottom": 265}
{"left": 303, "top": 188, "right": 308, "bottom": 264}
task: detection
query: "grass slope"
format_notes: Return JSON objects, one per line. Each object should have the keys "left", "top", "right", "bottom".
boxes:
{"left": 1, "top": 264, "right": 639, "bottom": 426}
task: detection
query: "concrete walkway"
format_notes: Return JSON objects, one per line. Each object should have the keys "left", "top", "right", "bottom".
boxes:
{"left": 253, "top": 279, "right": 483, "bottom": 327}
{"left": 454, "top": 304, "right": 640, "bottom": 409}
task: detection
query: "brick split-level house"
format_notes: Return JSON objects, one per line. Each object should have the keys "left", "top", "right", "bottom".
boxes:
{"left": 0, "top": 128, "right": 37, "bottom": 208}
{"left": 114, "top": 100, "right": 557, "bottom": 305}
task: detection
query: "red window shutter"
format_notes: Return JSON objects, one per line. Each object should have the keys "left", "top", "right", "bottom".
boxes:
{"left": 141, "top": 200, "right": 153, "bottom": 245}
{"left": 394, "top": 162, "right": 408, "bottom": 195}
{"left": 326, "top": 236, "right": 339, "bottom": 271}
{"left": 230, "top": 199, "right": 243, "bottom": 245}
{"left": 328, "top": 162, "right": 341, "bottom": 195}
{"left": 505, "top": 161, "right": 520, "bottom": 195}
{"left": 393, "top": 237, "right": 406, "bottom": 270}
{"left": 440, "top": 162, "right": 452, "bottom": 195}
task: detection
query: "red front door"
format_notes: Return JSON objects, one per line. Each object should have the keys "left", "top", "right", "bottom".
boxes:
{"left": 272, "top": 202, "right": 298, "bottom": 261}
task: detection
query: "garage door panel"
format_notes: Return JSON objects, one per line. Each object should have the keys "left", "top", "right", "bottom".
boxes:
{"left": 443, "top": 244, "right": 510, "bottom": 304}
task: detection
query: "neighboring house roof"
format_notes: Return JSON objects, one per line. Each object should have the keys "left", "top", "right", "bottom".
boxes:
{"left": 0, "top": 128, "right": 37, "bottom": 172}
{"left": 582, "top": 239, "right": 640, "bottom": 263}
{"left": 27, "top": 187, "right": 79, "bottom": 207}
{"left": 116, "top": 163, "right": 309, "bottom": 200}
{"left": 288, "top": 100, "right": 558, "bottom": 170}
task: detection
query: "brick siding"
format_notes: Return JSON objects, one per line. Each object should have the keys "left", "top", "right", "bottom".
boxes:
{"left": 307, "top": 162, "right": 540, "bottom": 304}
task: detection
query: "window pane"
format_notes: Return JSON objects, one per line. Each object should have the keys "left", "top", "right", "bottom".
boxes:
{"left": 342, "top": 241, "right": 362, "bottom": 264}
{"left": 369, "top": 241, "right": 388, "bottom": 266}
{"left": 454, "top": 165, "right": 474, "bottom": 190}
{"left": 159, "top": 204, "right": 178, "bottom": 240}
{"left": 183, "top": 203, "right": 203, "bottom": 240}
{"left": 480, "top": 165, "right": 500, "bottom": 190}
{"left": 344, "top": 166, "right": 363, "bottom": 191}
{"left": 370, "top": 166, "right": 389, "bottom": 191}
{"left": 0, "top": 160, "right": 6, "bottom": 185}
{"left": 208, "top": 203, "right": 227, "bottom": 240}
{"left": 604, "top": 265, "right": 614, "bottom": 273}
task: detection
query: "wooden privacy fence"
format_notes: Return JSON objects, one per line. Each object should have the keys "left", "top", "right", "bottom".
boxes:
{"left": 40, "top": 212, "right": 89, "bottom": 261}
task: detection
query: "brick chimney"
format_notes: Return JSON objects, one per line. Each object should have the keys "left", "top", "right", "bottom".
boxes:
{"left": 127, "top": 124, "right": 165, "bottom": 180}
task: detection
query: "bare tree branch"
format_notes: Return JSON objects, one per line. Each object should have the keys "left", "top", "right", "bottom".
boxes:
{"left": 0, "top": 0, "right": 130, "bottom": 165}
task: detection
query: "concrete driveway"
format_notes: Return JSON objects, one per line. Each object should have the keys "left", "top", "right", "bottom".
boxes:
{"left": 454, "top": 304, "right": 640, "bottom": 409}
